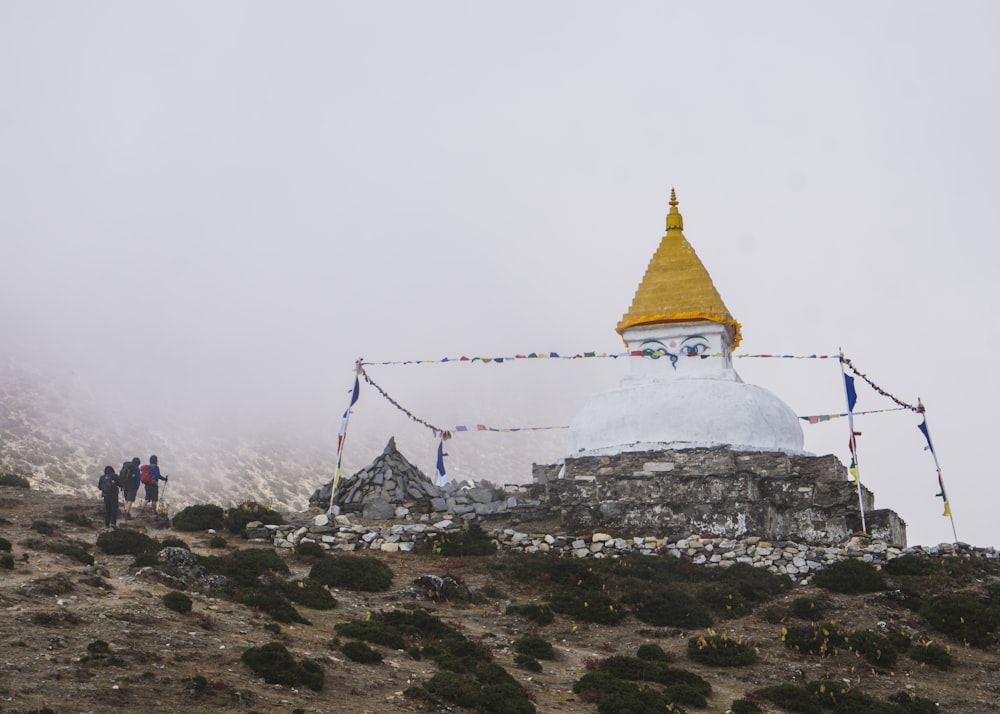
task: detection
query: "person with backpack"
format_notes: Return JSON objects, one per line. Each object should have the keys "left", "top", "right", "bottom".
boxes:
{"left": 141, "top": 454, "right": 167, "bottom": 511}
{"left": 119, "top": 457, "right": 141, "bottom": 519}
{"left": 97, "top": 465, "right": 120, "bottom": 529}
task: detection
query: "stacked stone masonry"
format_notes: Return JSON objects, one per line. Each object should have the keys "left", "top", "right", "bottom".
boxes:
{"left": 246, "top": 516, "right": 996, "bottom": 582}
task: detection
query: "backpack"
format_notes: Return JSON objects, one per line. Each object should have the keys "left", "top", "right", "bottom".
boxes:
{"left": 119, "top": 461, "right": 135, "bottom": 489}
{"left": 98, "top": 472, "right": 118, "bottom": 494}
{"left": 139, "top": 463, "right": 153, "bottom": 485}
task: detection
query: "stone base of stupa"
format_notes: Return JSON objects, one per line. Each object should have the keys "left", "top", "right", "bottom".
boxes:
{"left": 532, "top": 445, "right": 906, "bottom": 547}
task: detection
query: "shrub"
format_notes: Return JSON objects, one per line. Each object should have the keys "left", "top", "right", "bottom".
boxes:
{"left": 1, "top": 554, "right": 13, "bottom": 569}
{"left": 62, "top": 512, "right": 93, "bottom": 528}
{"left": 598, "top": 655, "right": 711, "bottom": 696}
{"left": 171, "top": 504, "right": 225, "bottom": 531}
{"left": 423, "top": 671, "right": 482, "bottom": 708}
{"left": 241, "top": 642, "right": 323, "bottom": 690}
{"left": 309, "top": 556, "right": 394, "bottom": 592}
{"left": 506, "top": 603, "right": 554, "bottom": 626}
{"left": 805, "top": 680, "right": 851, "bottom": 708}
{"left": 756, "top": 683, "right": 822, "bottom": 713}
{"left": 549, "top": 588, "right": 626, "bottom": 625}
{"left": 432, "top": 522, "right": 497, "bottom": 556}
{"left": 515, "top": 634, "right": 555, "bottom": 660}
{"left": 888, "top": 690, "right": 938, "bottom": 713}
{"left": 920, "top": 592, "right": 997, "bottom": 647}
{"left": 163, "top": 590, "right": 193, "bottom": 614}
{"left": 295, "top": 541, "right": 324, "bottom": 558}
{"left": 0, "top": 537, "right": 11, "bottom": 552}
{"left": 48, "top": 543, "right": 94, "bottom": 566}
{"left": 31, "top": 520, "right": 55, "bottom": 536}
{"left": 208, "top": 535, "right": 228, "bottom": 548}
{"left": 422, "top": 665, "right": 536, "bottom": 713}
{"left": 224, "top": 501, "right": 284, "bottom": 534}
{"left": 241, "top": 589, "right": 309, "bottom": 625}
{"left": 514, "top": 653, "right": 543, "bottom": 672}
{"left": 883, "top": 554, "right": 936, "bottom": 576}
{"left": 664, "top": 681, "right": 708, "bottom": 708}
{"left": 687, "top": 632, "right": 757, "bottom": 666}
{"left": 0, "top": 471, "right": 30, "bottom": 488}
{"left": 790, "top": 596, "right": 826, "bottom": 621}
{"left": 635, "top": 643, "right": 671, "bottom": 662}
{"left": 910, "top": 641, "right": 953, "bottom": 670}
{"left": 431, "top": 636, "right": 493, "bottom": 674}
{"left": 573, "top": 671, "right": 670, "bottom": 712}
{"left": 782, "top": 621, "right": 846, "bottom": 656}
{"left": 284, "top": 579, "right": 337, "bottom": 610}
{"left": 159, "top": 537, "right": 189, "bottom": 550}
{"left": 631, "top": 589, "right": 712, "bottom": 628}
{"left": 201, "top": 548, "right": 289, "bottom": 589}
{"left": 847, "top": 629, "right": 898, "bottom": 668}
{"left": 334, "top": 620, "right": 406, "bottom": 650}
{"left": 811, "top": 559, "right": 887, "bottom": 594}
{"left": 697, "top": 582, "right": 755, "bottom": 617}
{"left": 731, "top": 699, "right": 764, "bottom": 713}
{"left": 341, "top": 640, "right": 383, "bottom": 664}
{"left": 96, "top": 528, "right": 160, "bottom": 556}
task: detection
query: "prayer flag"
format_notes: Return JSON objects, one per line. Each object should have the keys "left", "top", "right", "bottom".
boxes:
{"left": 917, "top": 418, "right": 935, "bottom": 455}
{"left": 434, "top": 439, "right": 447, "bottom": 487}
{"left": 844, "top": 374, "right": 858, "bottom": 412}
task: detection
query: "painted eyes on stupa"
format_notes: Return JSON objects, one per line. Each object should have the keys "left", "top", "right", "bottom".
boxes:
{"left": 679, "top": 336, "right": 710, "bottom": 357}
{"left": 640, "top": 340, "right": 672, "bottom": 359}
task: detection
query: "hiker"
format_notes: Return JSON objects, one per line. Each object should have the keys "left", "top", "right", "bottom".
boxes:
{"left": 141, "top": 454, "right": 167, "bottom": 511}
{"left": 97, "top": 465, "right": 120, "bottom": 529}
{"left": 120, "top": 457, "right": 141, "bottom": 519}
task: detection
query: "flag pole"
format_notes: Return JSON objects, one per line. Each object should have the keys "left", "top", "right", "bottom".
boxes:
{"left": 328, "top": 360, "right": 362, "bottom": 515}
{"left": 917, "top": 400, "right": 959, "bottom": 544}
{"left": 839, "top": 349, "right": 867, "bottom": 534}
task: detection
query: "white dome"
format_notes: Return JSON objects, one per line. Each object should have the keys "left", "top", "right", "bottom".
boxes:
{"left": 567, "top": 372, "right": 805, "bottom": 456}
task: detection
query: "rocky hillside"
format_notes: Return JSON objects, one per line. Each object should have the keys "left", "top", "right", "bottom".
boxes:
{"left": 2, "top": 481, "right": 1000, "bottom": 713}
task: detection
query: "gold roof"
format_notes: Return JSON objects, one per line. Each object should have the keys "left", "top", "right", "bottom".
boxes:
{"left": 616, "top": 189, "right": 742, "bottom": 348}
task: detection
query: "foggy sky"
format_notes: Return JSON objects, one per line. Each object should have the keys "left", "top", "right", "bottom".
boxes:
{"left": 2, "top": 2, "right": 999, "bottom": 547}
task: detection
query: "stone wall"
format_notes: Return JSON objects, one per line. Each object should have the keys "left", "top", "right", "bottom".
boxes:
{"left": 538, "top": 445, "right": 907, "bottom": 547}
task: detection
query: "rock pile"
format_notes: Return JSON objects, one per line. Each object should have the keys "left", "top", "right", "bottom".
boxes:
{"left": 308, "top": 437, "right": 537, "bottom": 519}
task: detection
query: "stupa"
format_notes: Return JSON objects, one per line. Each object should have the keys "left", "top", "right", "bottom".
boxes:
{"left": 568, "top": 190, "right": 804, "bottom": 456}
{"left": 534, "top": 191, "right": 906, "bottom": 546}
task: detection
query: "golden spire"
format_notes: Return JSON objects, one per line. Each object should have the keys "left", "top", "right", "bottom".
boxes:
{"left": 616, "top": 189, "right": 742, "bottom": 348}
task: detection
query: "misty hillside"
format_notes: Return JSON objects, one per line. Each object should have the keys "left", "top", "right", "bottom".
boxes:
{"left": 0, "top": 358, "right": 552, "bottom": 512}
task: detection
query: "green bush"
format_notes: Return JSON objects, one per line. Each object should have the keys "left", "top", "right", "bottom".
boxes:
{"left": 847, "top": 629, "right": 897, "bottom": 668}
{"left": 309, "top": 555, "right": 394, "bottom": 592}
{"left": 1, "top": 554, "right": 13, "bottom": 569}
{"left": 514, "top": 653, "right": 543, "bottom": 672}
{"left": 697, "top": 582, "right": 755, "bottom": 617}
{"left": 631, "top": 588, "right": 712, "bottom": 628}
{"left": 241, "top": 642, "right": 323, "bottom": 691}
{"left": 549, "top": 588, "right": 626, "bottom": 625}
{"left": 295, "top": 541, "right": 324, "bottom": 558}
{"left": 201, "top": 548, "right": 289, "bottom": 589}
{"left": 432, "top": 522, "right": 497, "bottom": 556}
{"left": 422, "top": 664, "right": 536, "bottom": 714}
{"left": 635, "top": 643, "right": 671, "bottom": 662}
{"left": 806, "top": 680, "right": 852, "bottom": 708}
{"left": 208, "top": 535, "right": 228, "bottom": 548}
{"left": 883, "top": 554, "right": 936, "bottom": 576}
{"left": 225, "top": 501, "right": 284, "bottom": 534}
{"left": 599, "top": 655, "right": 711, "bottom": 696}
{"left": 782, "top": 621, "right": 846, "bottom": 656}
{"left": 163, "top": 590, "right": 193, "bottom": 614}
{"left": 515, "top": 634, "right": 555, "bottom": 660}
{"left": 335, "top": 620, "right": 406, "bottom": 650}
{"left": 171, "top": 504, "right": 225, "bottom": 531}
{"left": 0, "top": 471, "right": 30, "bottom": 488}
{"left": 573, "top": 671, "right": 671, "bottom": 713}
{"left": 284, "top": 579, "right": 337, "bottom": 610}
{"left": 341, "top": 640, "right": 383, "bottom": 664}
{"left": 811, "top": 559, "right": 887, "bottom": 594}
{"left": 731, "top": 699, "right": 764, "bottom": 714}
{"left": 241, "top": 588, "right": 309, "bottom": 625}
{"left": 790, "top": 596, "right": 826, "bottom": 621}
{"left": 96, "top": 528, "right": 161, "bottom": 556}
{"left": 48, "top": 543, "right": 94, "bottom": 566}
{"left": 159, "top": 537, "right": 189, "bottom": 550}
{"left": 888, "top": 690, "right": 938, "bottom": 713}
{"left": 687, "top": 632, "right": 757, "bottom": 666}
{"left": 920, "top": 592, "right": 997, "bottom": 647}
{"left": 431, "top": 636, "right": 493, "bottom": 674}
{"left": 31, "top": 520, "right": 55, "bottom": 536}
{"left": 62, "top": 512, "right": 93, "bottom": 528}
{"left": 505, "top": 603, "right": 554, "bottom": 625}
{"left": 910, "top": 641, "right": 953, "bottom": 670}
{"left": 0, "top": 537, "right": 11, "bottom": 552}
{"left": 755, "top": 683, "right": 822, "bottom": 713}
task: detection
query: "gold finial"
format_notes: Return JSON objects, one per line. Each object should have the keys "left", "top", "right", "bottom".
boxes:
{"left": 666, "top": 188, "right": 683, "bottom": 231}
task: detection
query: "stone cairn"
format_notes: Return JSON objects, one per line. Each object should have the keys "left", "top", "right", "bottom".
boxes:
{"left": 308, "top": 437, "right": 530, "bottom": 520}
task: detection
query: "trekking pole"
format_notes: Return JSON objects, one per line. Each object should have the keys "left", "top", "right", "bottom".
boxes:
{"left": 158, "top": 476, "right": 169, "bottom": 515}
